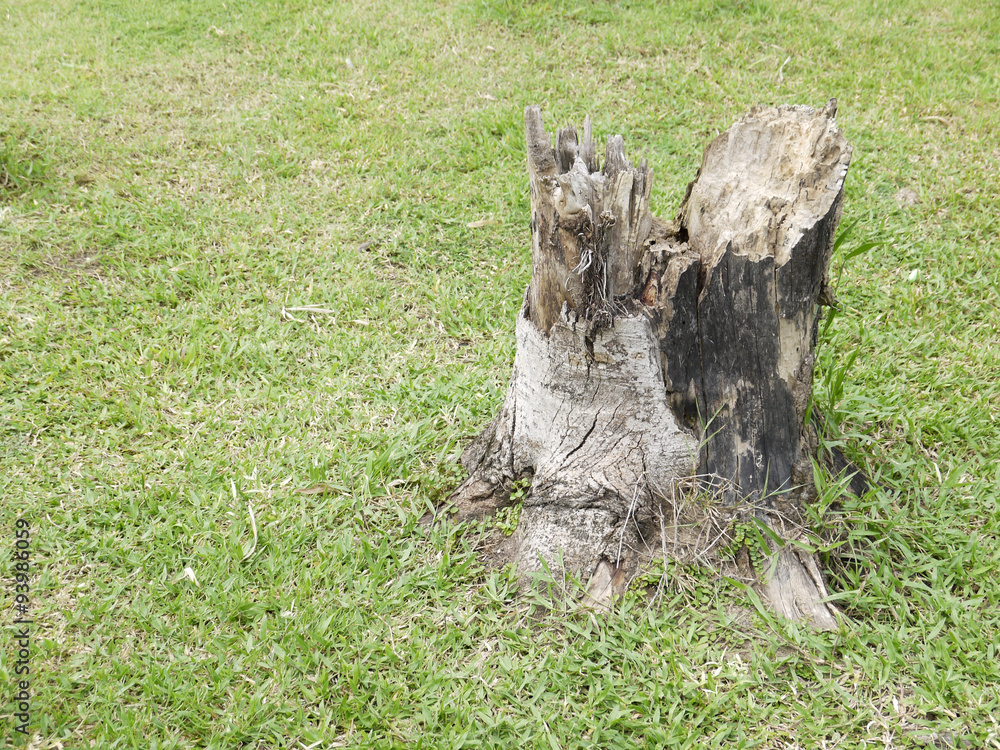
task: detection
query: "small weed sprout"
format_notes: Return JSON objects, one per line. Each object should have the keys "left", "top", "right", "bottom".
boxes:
{"left": 624, "top": 558, "right": 666, "bottom": 602}
{"left": 721, "top": 520, "right": 772, "bottom": 575}
{"left": 495, "top": 478, "right": 530, "bottom": 536}
{"left": 494, "top": 503, "right": 521, "bottom": 536}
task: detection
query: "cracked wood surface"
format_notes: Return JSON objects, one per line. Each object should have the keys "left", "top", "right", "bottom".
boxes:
{"left": 525, "top": 105, "right": 652, "bottom": 333}
{"left": 669, "top": 102, "right": 851, "bottom": 513}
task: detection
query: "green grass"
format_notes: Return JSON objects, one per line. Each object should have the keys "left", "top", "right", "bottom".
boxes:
{"left": 2, "top": 0, "right": 999, "bottom": 746}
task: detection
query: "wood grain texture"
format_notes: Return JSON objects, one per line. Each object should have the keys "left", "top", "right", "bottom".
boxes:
{"left": 662, "top": 101, "right": 852, "bottom": 510}
{"left": 524, "top": 105, "right": 652, "bottom": 333}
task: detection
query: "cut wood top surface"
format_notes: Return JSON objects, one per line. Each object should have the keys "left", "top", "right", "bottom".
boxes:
{"left": 680, "top": 101, "right": 851, "bottom": 267}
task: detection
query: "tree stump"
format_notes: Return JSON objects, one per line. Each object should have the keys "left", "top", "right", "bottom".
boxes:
{"left": 444, "top": 102, "right": 853, "bottom": 628}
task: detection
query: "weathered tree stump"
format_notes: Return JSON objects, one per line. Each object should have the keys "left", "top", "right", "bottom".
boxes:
{"left": 444, "top": 102, "right": 853, "bottom": 628}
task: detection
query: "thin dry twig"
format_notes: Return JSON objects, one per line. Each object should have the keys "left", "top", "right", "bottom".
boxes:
{"left": 616, "top": 478, "right": 643, "bottom": 565}
{"left": 235, "top": 479, "right": 259, "bottom": 562}
{"left": 282, "top": 305, "right": 338, "bottom": 314}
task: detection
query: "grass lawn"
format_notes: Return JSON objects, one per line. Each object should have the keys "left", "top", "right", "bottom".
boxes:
{"left": 2, "top": 0, "right": 999, "bottom": 747}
